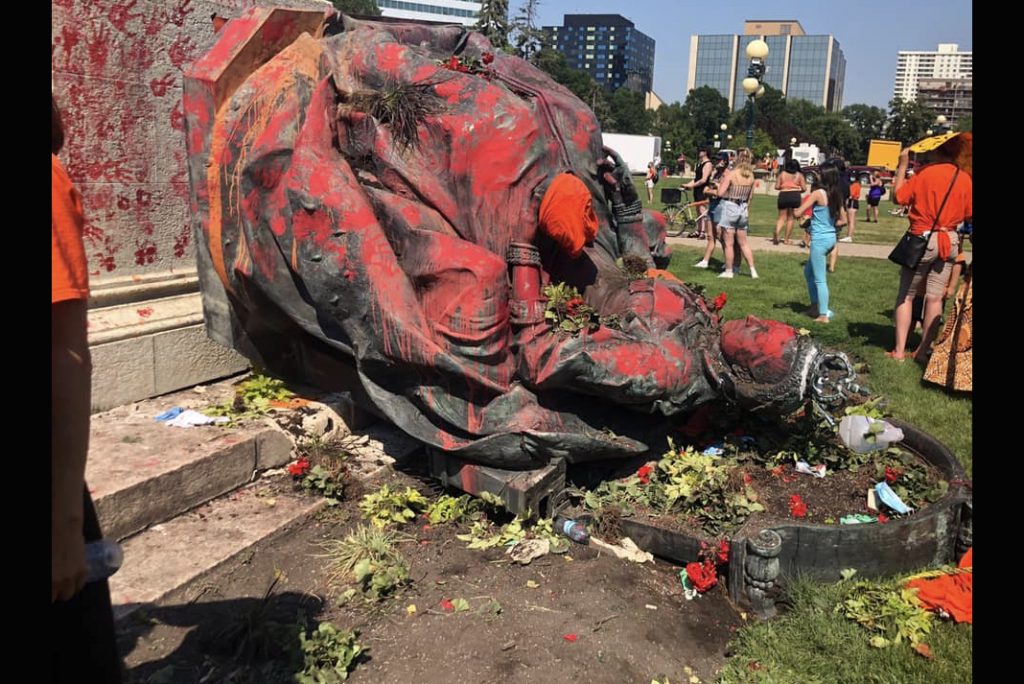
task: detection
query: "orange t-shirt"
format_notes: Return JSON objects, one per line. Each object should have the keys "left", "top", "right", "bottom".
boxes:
{"left": 849, "top": 182, "right": 862, "bottom": 200}
{"left": 52, "top": 154, "right": 90, "bottom": 304}
{"left": 893, "top": 163, "right": 973, "bottom": 235}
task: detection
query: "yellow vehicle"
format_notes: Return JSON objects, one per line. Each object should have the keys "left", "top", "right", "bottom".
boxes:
{"left": 867, "top": 139, "right": 902, "bottom": 171}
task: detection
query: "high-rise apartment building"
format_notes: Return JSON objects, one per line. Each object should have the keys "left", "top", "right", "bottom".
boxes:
{"left": 544, "top": 14, "right": 656, "bottom": 93}
{"left": 377, "top": 0, "right": 482, "bottom": 27}
{"left": 916, "top": 78, "right": 972, "bottom": 125}
{"left": 687, "top": 20, "right": 846, "bottom": 112}
{"left": 893, "top": 44, "right": 972, "bottom": 102}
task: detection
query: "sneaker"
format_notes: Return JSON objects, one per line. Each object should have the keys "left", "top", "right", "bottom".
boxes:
{"left": 694, "top": 260, "right": 709, "bottom": 269}
{"left": 718, "top": 271, "right": 734, "bottom": 279}
{"left": 750, "top": 268, "right": 759, "bottom": 279}
{"left": 839, "top": 236, "right": 853, "bottom": 243}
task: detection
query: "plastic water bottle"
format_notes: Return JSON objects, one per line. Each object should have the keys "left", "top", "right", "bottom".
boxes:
{"left": 85, "top": 539, "right": 124, "bottom": 583}
{"left": 555, "top": 517, "right": 589, "bottom": 545}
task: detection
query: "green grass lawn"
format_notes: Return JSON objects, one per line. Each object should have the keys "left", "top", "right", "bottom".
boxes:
{"left": 636, "top": 177, "right": 970, "bottom": 250}
{"left": 716, "top": 578, "right": 973, "bottom": 684}
{"left": 660, "top": 246, "right": 972, "bottom": 683}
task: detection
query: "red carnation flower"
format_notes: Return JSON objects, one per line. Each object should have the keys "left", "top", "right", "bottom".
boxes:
{"left": 482, "top": 52, "right": 495, "bottom": 64}
{"left": 716, "top": 540, "right": 731, "bottom": 565}
{"left": 877, "top": 514, "right": 889, "bottom": 524}
{"left": 742, "top": 472, "right": 753, "bottom": 487}
{"left": 287, "top": 456, "right": 310, "bottom": 477}
{"left": 565, "top": 296, "right": 585, "bottom": 315}
{"left": 884, "top": 466, "right": 902, "bottom": 484}
{"left": 788, "top": 494, "right": 808, "bottom": 518}
{"left": 446, "top": 56, "right": 460, "bottom": 71}
{"left": 440, "top": 598, "right": 455, "bottom": 612}
{"left": 686, "top": 560, "right": 718, "bottom": 592}
{"left": 713, "top": 292, "right": 728, "bottom": 310}
{"left": 637, "top": 464, "right": 654, "bottom": 485}
{"left": 562, "top": 633, "right": 578, "bottom": 642}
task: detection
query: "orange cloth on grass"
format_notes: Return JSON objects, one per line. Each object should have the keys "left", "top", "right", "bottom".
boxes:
{"left": 905, "top": 547, "right": 972, "bottom": 624}
{"left": 539, "top": 173, "right": 598, "bottom": 258}
{"left": 52, "top": 154, "right": 90, "bottom": 304}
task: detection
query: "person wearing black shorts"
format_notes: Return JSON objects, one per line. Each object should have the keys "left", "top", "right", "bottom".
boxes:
{"left": 774, "top": 159, "right": 806, "bottom": 244}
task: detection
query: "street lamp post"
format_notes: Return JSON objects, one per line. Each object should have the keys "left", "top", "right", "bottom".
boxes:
{"left": 720, "top": 123, "right": 728, "bottom": 150}
{"left": 742, "top": 39, "right": 769, "bottom": 150}
{"left": 935, "top": 114, "right": 949, "bottom": 133}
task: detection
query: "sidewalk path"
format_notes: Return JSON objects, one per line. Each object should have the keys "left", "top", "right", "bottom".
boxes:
{"left": 667, "top": 234, "right": 973, "bottom": 264}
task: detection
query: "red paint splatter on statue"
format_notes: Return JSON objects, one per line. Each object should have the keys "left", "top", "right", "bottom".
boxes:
{"left": 86, "top": 20, "right": 112, "bottom": 71}
{"left": 134, "top": 242, "right": 157, "bottom": 266}
{"left": 168, "top": 34, "right": 197, "bottom": 69}
{"left": 150, "top": 72, "right": 176, "bottom": 97}
{"left": 163, "top": 0, "right": 194, "bottom": 28}
{"left": 174, "top": 224, "right": 192, "bottom": 258}
{"left": 137, "top": 307, "right": 154, "bottom": 318}
{"left": 58, "top": 26, "right": 80, "bottom": 69}
{"left": 108, "top": 0, "right": 143, "bottom": 33}
{"left": 117, "top": 195, "right": 131, "bottom": 211}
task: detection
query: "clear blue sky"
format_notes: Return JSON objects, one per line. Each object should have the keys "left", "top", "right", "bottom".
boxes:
{"left": 533, "top": 0, "right": 972, "bottom": 109}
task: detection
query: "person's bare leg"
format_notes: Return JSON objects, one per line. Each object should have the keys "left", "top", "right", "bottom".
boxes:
{"left": 912, "top": 295, "right": 945, "bottom": 362}
{"left": 829, "top": 241, "right": 838, "bottom": 272}
{"left": 847, "top": 208, "right": 857, "bottom": 239}
{"left": 890, "top": 296, "right": 915, "bottom": 359}
{"left": 774, "top": 209, "right": 787, "bottom": 244}
{"left": 737, "top": 230, "right": 757, "bottom": 276}
{"left": 701, "top": 219, "right": 717, "bottom": 263}
{"left": 722, "top": 229, "right": 736, "bottom": 272}
{"left": 783, "top": 210, "right": 795, "bottom": 244}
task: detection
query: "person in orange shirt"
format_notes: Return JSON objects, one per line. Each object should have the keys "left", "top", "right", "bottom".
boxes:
{"left": 887, "top": 137, "right": 973, "bottom": 363}
{"left": 52, "top": 94, "right": 123, "bottom": 683}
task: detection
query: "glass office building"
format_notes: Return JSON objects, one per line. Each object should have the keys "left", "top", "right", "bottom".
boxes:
{"left": 544, "top": 14, "right": 656, "bottom": 93}
{"left": 687, "top": 21, "right": 846, "bottom": 111}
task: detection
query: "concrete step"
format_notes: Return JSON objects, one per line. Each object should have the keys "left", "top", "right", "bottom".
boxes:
{"left": 87, "top": 381, "right": 294, "bottom": 541}
{"left": 110, "top": 475, "right": 326, "bottom": 621}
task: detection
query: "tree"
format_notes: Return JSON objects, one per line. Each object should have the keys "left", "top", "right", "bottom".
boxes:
{"left": 606, "top": 88, "right": 650, "bottom": 135}
{"left": 680, "top": 86, "right": 730, "bottom": 144}
{"left": 843, "top": 104, "right": 888, "bottom": 142}
{"left": 475, "top": 0, "right": 510, "bottom": 49}
{"left": 955, "top": 114, "right": 972, "bottom": 132}
{"left": 510, "top": 0, "right": 545, "bottom": 62}
{"left": 806, "top": 112, "right": 861, "bottom": 161}
{"left": 331, "top": 0, "right": 381, "bottom": 16}
{"left": 885, "top": 99, "right": 932, "bottom": 145}
{"left": 650, "top": 102, "right": 697, "bottom": 158}
{"left": 532, "top": 47, "right": 612, "bottom": 129}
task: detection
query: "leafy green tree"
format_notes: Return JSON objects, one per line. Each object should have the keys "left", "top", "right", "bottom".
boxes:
{"left": 843, "top": 104, "right": 888, "bottom": 142}
{"left": 807, "top": 112, "right": 861, "bottom": 161}
{"left": 532, "top": 47, "right": 612, "bottom": 129}
{"left": 475, "top": 0, "right": 510, "bottom": 49}
{"left": 331, "top": 0, "right": 381, "bottom": 16}
{"left": 955, "top": 114, "right": 972, "bottom": 132}
{"left": 885, "top": 99, "right": 932, "bottom": 145}
{"left": 650, "top": 102, "right": 697, "bottom": 157}
{"left": 606, "top": 88, "right": 650, "bottom": 134}
{"left": 681, "top": 86, "right": 730, "bottom": 143}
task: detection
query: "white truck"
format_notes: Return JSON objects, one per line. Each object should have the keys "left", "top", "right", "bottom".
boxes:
{"left": 790, "top": 142, "right": 821, "bottom": 168}
{"left": 601, "top": 133, "right": 662, "bottom": 175}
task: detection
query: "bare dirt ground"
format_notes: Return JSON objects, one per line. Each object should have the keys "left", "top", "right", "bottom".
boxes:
{"left": 119, "top": 469, "right": 744, "bottom": 683}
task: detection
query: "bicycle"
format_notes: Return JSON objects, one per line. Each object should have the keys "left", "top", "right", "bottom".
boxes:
{"left": 660, "top": 187, "right": 710, "bottom": 238}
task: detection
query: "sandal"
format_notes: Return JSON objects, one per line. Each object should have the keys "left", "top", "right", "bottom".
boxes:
{"left": 885, "top": 351, "right": 905, "bottom": 362}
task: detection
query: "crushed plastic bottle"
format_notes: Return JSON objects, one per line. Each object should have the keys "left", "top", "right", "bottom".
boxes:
{"left": 85, "top": 539, "right": 124, "bottom": 583}
{"left": 554, "top": 517, "right": 589, "bottom": 545}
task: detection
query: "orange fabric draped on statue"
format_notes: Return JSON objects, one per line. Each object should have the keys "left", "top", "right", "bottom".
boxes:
{"left": 539, "top": 173, "right": 598, "bottom": 258}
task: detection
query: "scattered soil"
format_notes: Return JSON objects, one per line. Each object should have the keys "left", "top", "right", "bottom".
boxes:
{"left": 119, "top": 469, "right": 743, "bottom": 684}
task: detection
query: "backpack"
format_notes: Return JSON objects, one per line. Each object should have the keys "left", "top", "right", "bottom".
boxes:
{"left": 868, "top": 185, "right": 884, "bottom": 200}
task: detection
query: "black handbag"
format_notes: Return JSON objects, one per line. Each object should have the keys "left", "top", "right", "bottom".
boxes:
{"left": 888, "top": 167, "right": 960, "bottom": 269}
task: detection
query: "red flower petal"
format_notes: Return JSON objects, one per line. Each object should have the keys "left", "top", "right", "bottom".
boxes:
{"left": 877, "top": 514, "right": 889, "bottom": 524}
{"left": 440, "top": 599, "right": 454, "bottom": 612}
{"left": 788, "top": 494, "right": 808, "bottom": 518}
{"left": 637, "top": 464, "right": 654, "bottom": 484}
{"left": 482, "top": 52, "right": 495, "bottom": 64}
{"left": 717, "top": 540, "right": 731, "bottom": 565}
{"left": 713, "top": 292, "right": 728, "bottom": 310}
{"left": 563, "top": 633, "right": 578, "bottom": 642}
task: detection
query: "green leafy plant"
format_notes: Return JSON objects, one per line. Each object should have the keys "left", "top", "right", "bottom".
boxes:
{"left": 207, "top": 371, "right": 294, "bottom": 420}
{"left": 321, "top": 525, "right": 410, "bottom": 601}
{"left": 844, "top": 396, "right": 888, "bottom": 420}
{"left": 294, "top": 622, "right": 364, "bottom": 683}
{"left": 874, "top": 448, "right": 949, "bottom": 508}
{"left": 456, "top": 515, "right": 564, "bottom": 550}
{"left": 583, "top": 440, "right": 764, "bottom": 537}
{"left": 840, "top": 578, "right": 934, "bottom": 649}
{"left": 424, "top": 494, "right": 485, "bottom": 525}
{"left": 543, "top": 282, "right": 600, "bottom": 336}
{"left": 359, "top": 485, "right": 429, "bottom": 527}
